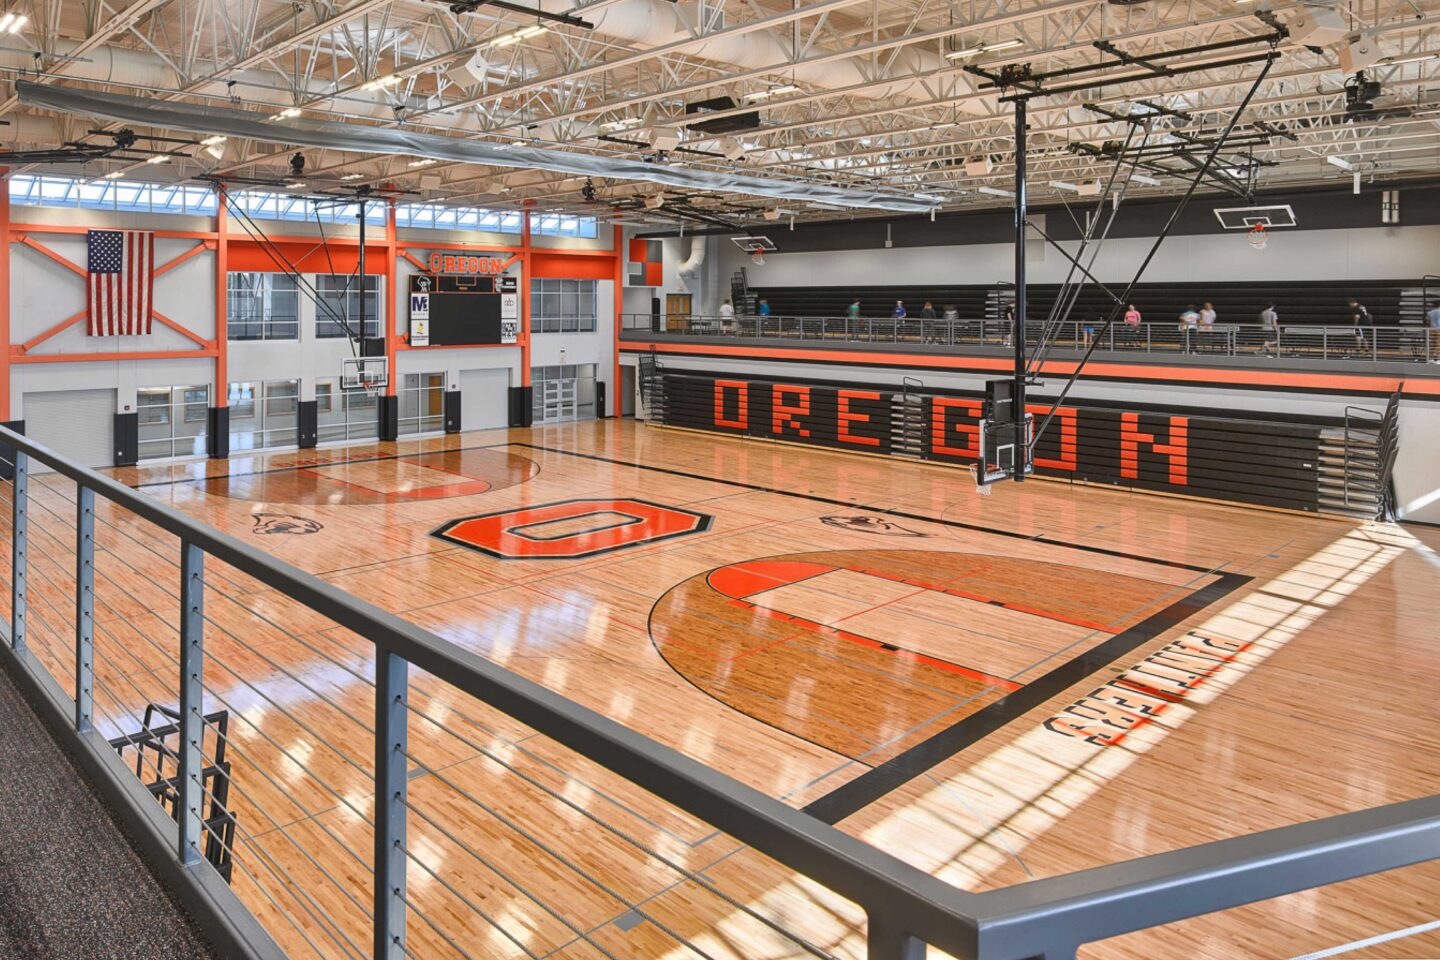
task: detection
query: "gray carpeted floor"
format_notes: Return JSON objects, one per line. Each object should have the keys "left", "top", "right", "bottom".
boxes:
{"left": 0, "top": 658, "right": 225, "bottom": 960}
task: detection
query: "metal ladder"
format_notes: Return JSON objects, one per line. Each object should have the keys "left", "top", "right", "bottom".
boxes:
{"left": 890, "top": 377, "right": 927, "bottom": 458}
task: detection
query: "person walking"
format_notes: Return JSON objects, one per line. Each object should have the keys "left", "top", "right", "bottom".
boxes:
{"left": 1179, "top": 304, "right": 1200, "bottom": 352}
{"left": 1348, "top": 297, "right": 1371, "bottom": 350}
{"left": 1260, "top": 302, "right": 1280, "bottom": 357}
{"left": 718, "top": 298, "right": 735, "bottom": 334}
{"left": 845, "top": 297, "right": 861, "bottom": 340}
{"left": 1198, "top": 301, "right": 1217, "bottom": 353}
{"left": 1123, "top": 303, "right": 1142, "bottom": 347}
{"left": 1427, "top": 301, "right": 1440, "bottom": 363}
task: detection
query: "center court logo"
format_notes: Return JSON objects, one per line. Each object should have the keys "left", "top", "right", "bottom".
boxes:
{"left": 433, "top": 498, "right": 711, "bottom": 559}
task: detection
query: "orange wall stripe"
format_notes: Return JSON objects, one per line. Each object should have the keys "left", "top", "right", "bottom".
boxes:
{"left": 12, "top": 222, "right": 216, "bottom": 240}
{"left": 623, "top": 339, "right": 1440, "bottom": 397}
{"left": 214, "top": 187, "right": 228, "bottom": 408}
{"left": 14, "top": 348, "right": 218, "bottom": 364}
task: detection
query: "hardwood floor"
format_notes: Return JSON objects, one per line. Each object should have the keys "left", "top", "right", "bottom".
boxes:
{"left": 8, "top": 418, "right": 1438, "bottom": 959}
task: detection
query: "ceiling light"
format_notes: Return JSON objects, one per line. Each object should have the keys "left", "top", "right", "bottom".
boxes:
{"left": 286, "top": 181, "right": 307, "bottom": 189}
{"left": 409, "top": 158, "right": 437, "bottom": 167}
{"left": 945, "top": 38, "right": 1023, "bottom": 60}
{"left": 146, "top": 154, "right": 169, "bottom": 164}
{"left": 0, "top": 12, "right": 25, "bottom": 32}
{"left": 200, "top": 135, "right": 226, "bottom": 146}
{"left": 978, "top": 186, "right": 1014, "bottom": 197}
{"left": 1326, "top": 155, "right": 1353, "bottom": 170}
{"left": 743, "top": 84, "right": 799, "bottom": 102}
{"left": 1131, "top": 173, "right": 1161, "bottom": 186}
{"left": 601, "top": 117, "right": 642, "bottom": 131}
{"left": 1050, "top": 180, "right": 1080, "bottom": 192}
{"left": 490, "top": 24, "right": 548, "bottom": 48}
{"left": 101, "top": 171, "right": 123, "bottom": 180}
{"left": 339, "top": 173, "right": 365, "bottom": 181}
{"left": 362, "top": 74, "right": 402, "bottom": 91}
{"left": 270, "top": 106, "right": 302, "bottom": 121}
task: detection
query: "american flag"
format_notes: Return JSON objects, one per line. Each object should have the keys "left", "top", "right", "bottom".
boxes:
{"left": 87, "top": 229, "right": 154, "bottom": 336}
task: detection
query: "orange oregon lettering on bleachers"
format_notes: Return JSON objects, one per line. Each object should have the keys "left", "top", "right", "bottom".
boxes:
{"left": 1120, "top": 413, "right": 1189, "bottom": 484}
{"left": 1026, "top": 403, "right": 1078, "bottom": 472}
{"left": 713, "top": 380, "right": 749, "bottom": 429}
{"left": 837, "top": 390, "right": 883, "bottom": 447}
{"left": 930, "top": 397, "right": 981, "bottom": 459}
{"left": 772, "top": 385, "right": 812, "bottom": 438}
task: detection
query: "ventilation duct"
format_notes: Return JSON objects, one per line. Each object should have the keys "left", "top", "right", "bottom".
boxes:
{"left": 677, "top": 236, "right": 706, "bottom": 277}
{"left": 18, "top": 82, "right": 942, "bottom": 213}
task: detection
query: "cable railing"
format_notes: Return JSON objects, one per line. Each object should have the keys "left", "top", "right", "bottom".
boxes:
{"left": 623, "top": 313, "right": 1440, "bottom": 364}
{"left": 0, "top": 426, "right": 1437, "bottom": 960}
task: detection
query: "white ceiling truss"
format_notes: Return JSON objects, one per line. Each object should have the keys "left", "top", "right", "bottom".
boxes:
{"left": 1, "top": 0, "right": 1436, "bottom": 226}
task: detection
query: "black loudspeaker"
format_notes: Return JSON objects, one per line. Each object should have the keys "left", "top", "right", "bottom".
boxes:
{"left": 297, "top": 400, "right": 318, "bottom": 448}
{"left": 597, "top": 380, "right": 608, "bottom": 418}
{"left": 377, "top": 394, "right": 399, "bottom": 441}
{"left": 113, "top": 412, "right": 138, "bottom": 467}
{"left": 206, "top": 407, "right": 230, "bottom": 459}
{"left": 509, "top": 386, "right": 533, "bottom": 427}
{"left": 0, "top": 420, "right": 25, "bottom": 481}
{"left": 444, "top": 390, "right": 461, "bottom": 433}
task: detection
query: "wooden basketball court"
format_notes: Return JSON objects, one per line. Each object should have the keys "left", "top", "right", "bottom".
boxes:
{"left": 11, "top": 418, "right": 1437, "bottom": 959}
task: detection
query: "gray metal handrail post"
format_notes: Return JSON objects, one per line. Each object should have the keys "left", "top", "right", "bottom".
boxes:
{"left": 74, "top": 485, "right": 95, "bottom": 732}
{"left": 11, "top": 450, "right": 27, "bottom": 651}
{"left": 374, "top": 648, "right": 409, "bottom": 960}
{"left": 178, "top": 541, "right": 205, "bottom": 866}
{"left": 867, "top": 915, "right": 927, "bottom": 959}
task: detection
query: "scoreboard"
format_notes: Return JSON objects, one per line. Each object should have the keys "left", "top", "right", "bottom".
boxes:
{"left": 408, "top": 274, "right": 519, "bottom": 347}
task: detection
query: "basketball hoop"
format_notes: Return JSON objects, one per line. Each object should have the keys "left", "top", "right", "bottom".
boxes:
{"left": 1247, "top": 223, "right": 1268, "bottom": 250}
{"left": 967, "top": 465, "right": 993, "bottom": 496}
{"left": 749, "top": 247, "right": 766, "bottom": 266}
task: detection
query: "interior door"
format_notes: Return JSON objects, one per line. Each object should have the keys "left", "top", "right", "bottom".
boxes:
{"left": 665, "top": 293, "right": 692, "bottom": 332}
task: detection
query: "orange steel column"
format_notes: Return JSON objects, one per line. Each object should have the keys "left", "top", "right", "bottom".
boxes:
{"left": 214, "top": 185, "right": 228, "bottom": 408}
{"left": 385, "top": 200, "right": 399, "bottom": 397}
{"left": 0, "top": 167, "right": 11, "bottom": 422}
{"left": 520, "top": 210, "right": 532, "bottom": 388}
{"left": 612, "top": 223, "right": 622, "bottom": 418}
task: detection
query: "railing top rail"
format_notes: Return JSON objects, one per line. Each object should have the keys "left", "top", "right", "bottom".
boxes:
{"left": 968, "top": 794, "right": 1440, "bottom": 960}
{"left": 0, "top": 425, "right": 983, "bottom": 954}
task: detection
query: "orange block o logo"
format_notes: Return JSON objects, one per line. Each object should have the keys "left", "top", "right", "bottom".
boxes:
{"left": 432, "top": 498, "right": 712, "bottom": 559}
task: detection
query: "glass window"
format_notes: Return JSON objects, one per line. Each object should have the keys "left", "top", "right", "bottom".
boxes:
{"left": 228, "top": 273, "right": 299, "bottom": 340}
{"left": 138, "top": 384, "right": 209, "bottom": 461}
{"left": 316, "top": 381, "right": 334, "bottom": 414}
{"left": 228, "top": 382, "right": 256, "bottom": 419}
{"left": 316, "top": 275, "right": 381, "bottom": 338}
{"left": 138, "top": 389, "right": 170, "bottom": 425}
{"left": 529, "top": 277, "right": 598, "bottom": 333}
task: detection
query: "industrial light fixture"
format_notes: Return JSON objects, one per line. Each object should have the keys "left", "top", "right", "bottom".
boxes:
{"left": 362, "top": 74, "right": 402, "bottom": 91}
{"left": 285, "top": 181, "right": 307, "bottom": 189}
{"left": 408, "top": 158, "right": 437, "bottom": 167}
{"left": 101, "top": 171, "right": 123, "bottom": 180}
{"left": 490, "top": 24, "right": 548, "bottom": 48}
{"left": 200, "top": 135, "right": 226, "bottom": 146}
{"left": 1050, "top": 180, "right": 1080, "bottom": 192}
{"left": 269, "top": 106, "right": 302, "bottom": 121}
{"left": 743, "top": 84, "right": 799, "bottom": 102}
{"left": 339, "top": 173, "right": 365, "bottom": 181}
{"left": 978, "top": 185, "right": 1015, "bottom": 197}
{"left": 1326, "top": 154, "right": 1353, "bottom": 170}
{"left": 0, "top": 12, "right": 27, "bottom": 32}
{"left": 1131, "top": 173, "right": 1162, "bottom": 186}
{"left": 601, "top": 117, "right": 643, "bottom": 131}
{"left": 146, "top": 154, "right": 170, "bottom": 164}
{"left": 945, "top": 38, "right": 1023, "bottom": 60}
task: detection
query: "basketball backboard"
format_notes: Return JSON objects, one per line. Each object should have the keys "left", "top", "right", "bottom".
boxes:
{"left": 1213, "top": 204, "right": 1298, "bottom": 230}
{"left": 341, "top": 356, "right": 389, "bottom": 392}
{"left": 730, "top": 235, "right": 779, "bottom": 253}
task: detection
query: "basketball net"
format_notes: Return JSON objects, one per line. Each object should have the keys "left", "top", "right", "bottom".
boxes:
{"left": 749, "top": 247, "right": 766, "bottom": 266}
{"left": 1247, "top": 223, "right": 1268, "bottom": 250}
{"left": 968, "top": 465, "right": 993, "bottom": 496}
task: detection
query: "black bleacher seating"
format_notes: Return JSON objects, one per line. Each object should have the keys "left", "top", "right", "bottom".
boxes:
{"left": 752, "top": 279, "right": 1428, "bottom": 326}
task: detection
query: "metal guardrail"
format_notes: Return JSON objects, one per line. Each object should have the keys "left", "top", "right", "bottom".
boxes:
{"left": 0, "top": 425, "right": 1437, "bottom": 960}
{"left": 623, "top": 313, "right": 1440, "bottom": 364}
